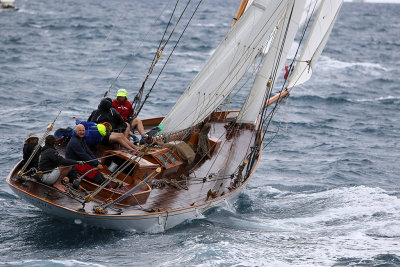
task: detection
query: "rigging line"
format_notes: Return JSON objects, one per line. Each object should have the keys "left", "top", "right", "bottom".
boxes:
{"left": 259, "top": 103, "right": 281, "bottom": 147}
{"left": 288, "top": 2, "right": 343, "bottom": 89}
{"left": 103, "top": 0, "right": 174, "bottom": 98}
{"left": 133, "top": 0, "right": 181, "bottom": 112}
{"left": 53, "top": 7, "right": 131, "bottom": 125}
{"left": 18, "top": 6, "right": 131, "bottom": 171}
{"left": 108, "top": 149, "right": 142, "bottom": 178}
{"left": 259, "top": 1, "right": 321, "bottom": 143}
{"left": 230, "top": 51, "right": 263, "bottom": 101}
{"left": 160, "top": 0, "right": 192, "bottom": 52}
{"left": 20, "top": 149, "right": 138, "bottom": 176}
{"left": 164, "top": 46, "right": 261, "bottom": 134}
{"left": 168, "top": 47, "right": 263, "bottom": 133}
{"left": 262, "top": 103, "right": 287, "bottom": 150}
{"left": 106, "top": 161, "right": 136, "bottom": 201}
{"left": 261, "top": 99, "right": 283, "bottom": 138}
{"left": 260, "top": 94, "right": 287, "bottom": 146}
{"left": 108, "top": 154, "right": 135, "bottom": 180}
{"left": 106, "top": 152, "right": 146, "bottom": 200}
{"left": 256, "top": 1, "right": 302, "bottom": 144}
{"left": 152, "top": 0, "right": 180, "bottom": 66}
{"left": 87, "top": 151, "right": 143, "bottom": 200}
{"left": 185, "top": 123, "right": 235, "bottom": 176}
{"left": 255, "top": 2, "right": 294, "bottom": 142}
{"left": 286, "top": 0, "right": 319, "bottom": 75}
{"left": 100, "top": 168, "right": 160, "bottom": 209}
{"left": 135, "top": 0, "right": 204, "bottom": 117}
{"left": 162, "top": 2, "right": 287, "bottom": 133}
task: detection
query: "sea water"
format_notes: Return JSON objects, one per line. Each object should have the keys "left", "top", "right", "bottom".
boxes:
{"left": 0, "top": 1, "right": 399, "bottom": 266}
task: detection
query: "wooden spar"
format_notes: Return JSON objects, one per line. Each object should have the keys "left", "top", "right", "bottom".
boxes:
{"left": 264, "top": 89, "right": 289, "bottom": 108}
{"left": 233, "top": 0, "right": 249, "bottom": 26}
{"left": 100, "top": 167, "right": 162, "bottom": 210}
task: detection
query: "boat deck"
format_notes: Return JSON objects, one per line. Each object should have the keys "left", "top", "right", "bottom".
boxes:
{"left": 8, "top": 112, "right": 257, "bottom": 217}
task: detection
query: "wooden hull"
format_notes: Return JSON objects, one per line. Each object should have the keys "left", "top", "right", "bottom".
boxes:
{"left": 7, "top": 112, "right": 262, "bottom": 232}
{"left": 8, "top": 177, "right": 251, "bottom": 232}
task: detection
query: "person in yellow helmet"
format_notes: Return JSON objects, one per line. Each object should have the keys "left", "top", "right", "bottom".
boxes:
{"left": 112, "top": 88, "right": 145, "bottom": 142}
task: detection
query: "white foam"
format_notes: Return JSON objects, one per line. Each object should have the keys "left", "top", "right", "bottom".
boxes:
{"left": 264, "top": 186, "right": 400, "bottom": 227}
{"left": 367, "top": 222, "right": 400, "bottom": 238}
{"left": 236, "top": 186, "right": 400, "bottom": 264}
{"left": 317, "top": 56, "right": 388, "bottom": 72}
{"left": 355, "top": 95, "right": 400, "bottom": 102}
{"left": 4, "top": 259, "right": 105, "bottom": 267}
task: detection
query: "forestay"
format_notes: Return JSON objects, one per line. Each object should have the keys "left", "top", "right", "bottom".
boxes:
{"left": 287, "top": 0, "right": 344, "bottom": 88}
{"left": 236, "top": 0, "right": 305, "bottom": 124}
{"left": 161, "top": 0, "right": 289, "bottom": 134}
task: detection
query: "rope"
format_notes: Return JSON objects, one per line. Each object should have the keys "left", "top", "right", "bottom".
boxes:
{"left": 103, "top": 0, "right": 175, "bottom": 98}
{"left": 132, "top": 0, "right": 181, "bottom": 113}
{"left": 83, "top": 150, "right": 143, "bottom": 203}
{"left": 258, "top": 0, "right": 319, "bottom": 148}
{"left": 151, "top": 178, "right": 188, "bottom": 190}
{"left": 159, "top": 0, "right": 285, "bottom": 134}
{"left": 19, "top": 5, "right": 137, "bottom": 174}
{"left": 135, "top": 0, "right": 204, "bottom": 117}
{"left": 95, "top": 167, "right": 161, "bottom": 212}
{"left": 104, "top": 151, "right": 146, "bottom": 201}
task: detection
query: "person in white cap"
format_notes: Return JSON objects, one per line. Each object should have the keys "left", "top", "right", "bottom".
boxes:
{"left": 22, "top": 132, "right": 41, "bottom": 170}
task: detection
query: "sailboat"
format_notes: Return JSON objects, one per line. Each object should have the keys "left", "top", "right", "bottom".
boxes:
{"left": 0, "top": 0, "right": 17, "bottom": 10}
{"left": 7, "top": 0, "right": 343, "bottom": 232}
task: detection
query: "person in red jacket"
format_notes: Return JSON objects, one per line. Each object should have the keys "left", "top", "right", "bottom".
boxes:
{"left": 112, "top": 89, "right": 145, "bottom": 140}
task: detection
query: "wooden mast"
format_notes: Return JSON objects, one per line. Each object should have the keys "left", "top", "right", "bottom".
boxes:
{"left": 264, "top": 90, "right": 289, "bottom": 108}
{"left": 233, "top": 0, "right": 249, "bottom": 25}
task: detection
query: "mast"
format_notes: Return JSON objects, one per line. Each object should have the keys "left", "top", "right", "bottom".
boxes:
{"left": 236, "top": 0, "right": 306, "bottom": 124}
{"left": 160, "top": 0, "right": 290, "bottom": 134}
{"left": 233, "top": 0, "right": 249, "bottom": 25}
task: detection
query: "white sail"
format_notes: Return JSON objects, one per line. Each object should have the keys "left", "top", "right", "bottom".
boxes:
{"left": 161, "top": 0, "right": 289, "bottom": 134}
{"left": 287, "top": 0, "right": 343, "bottom": 88}
{"left": 236, "top": 0, "right": 306, "bottom": 124}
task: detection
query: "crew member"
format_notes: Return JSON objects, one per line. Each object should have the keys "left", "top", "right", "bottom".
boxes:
{"left": 39, "top": 135, "right": 81, "bottom": 192}
{"left": 112, "top": 89, "right": 146, "bottom": 140}
{"left": 22, "top": 132, "right": 41, "bottom": 170}
{"left": 66, "top": 124, "right": 107, "bottom": 185}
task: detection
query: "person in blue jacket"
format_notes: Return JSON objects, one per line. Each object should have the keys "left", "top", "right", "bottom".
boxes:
{"left": 65, "top": 124, "right": 106, "bottom": 184}
{"left": 73, "top": 117, "right": 137, "bottom": 150}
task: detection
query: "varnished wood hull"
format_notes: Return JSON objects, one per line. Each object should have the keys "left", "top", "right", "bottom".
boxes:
{"left": 8, "top": 176, "right": 253, "bottom": 232}
{"left": 7, "top": 112, "right": 262, "bottom": 232}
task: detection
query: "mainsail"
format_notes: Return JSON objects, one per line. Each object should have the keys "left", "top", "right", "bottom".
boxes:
{"left": 236, "top": 0, "right": 306, "bottom": 124}
{"left": 287, "top": 0, "right": 344, "bottom": 88}
{"left": 161, "top": 0, "right": 289, "bottom": 134}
